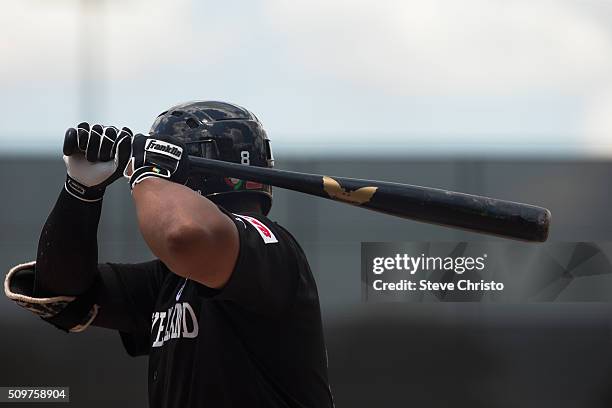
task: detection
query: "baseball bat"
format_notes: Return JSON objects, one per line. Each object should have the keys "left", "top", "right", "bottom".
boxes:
{"left": 188, "top": 156, "right": 551, "bottom": 242}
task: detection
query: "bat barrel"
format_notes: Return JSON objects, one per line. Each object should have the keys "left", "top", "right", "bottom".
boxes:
{"left": 188, "top": 156, "right": 551, "bottom": 242}
{"left": 366, "top": 186, "right": 551, "bottom": 241}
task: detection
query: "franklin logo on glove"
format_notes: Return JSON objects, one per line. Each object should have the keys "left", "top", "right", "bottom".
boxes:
{"left": 145, "top": 139, "right": 183, "bottom": 161}
{"left": 128, "top": 133, "right": 190, "bottom": 190}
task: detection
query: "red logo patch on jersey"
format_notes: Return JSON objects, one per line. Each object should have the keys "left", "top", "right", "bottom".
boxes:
{"left": 234, "top": 214, "right": 278, "bottom": 244}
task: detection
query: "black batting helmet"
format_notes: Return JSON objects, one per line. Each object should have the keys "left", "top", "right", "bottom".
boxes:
{"left": 150, "top": 101, "right": 274, "bottom": 214}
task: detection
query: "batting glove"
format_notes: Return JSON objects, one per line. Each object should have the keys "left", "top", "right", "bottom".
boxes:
{"left": 63, "top": 123, "right": 133, "bottom": 202}
{"left": 126, "top": 133, "right": 190, "bottom": 190}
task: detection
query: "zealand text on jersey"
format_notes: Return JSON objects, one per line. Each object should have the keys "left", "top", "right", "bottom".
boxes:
{"left": 151, "top": 302, "right": 199, "bottom": 348}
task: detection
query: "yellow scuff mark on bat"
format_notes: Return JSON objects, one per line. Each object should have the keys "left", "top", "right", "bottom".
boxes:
{"left": 322, "top": 176, "right": 377, "bottom": 205}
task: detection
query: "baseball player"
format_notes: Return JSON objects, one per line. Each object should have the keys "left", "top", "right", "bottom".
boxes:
{"left": 5, "top": 101, "right": 334, "bottom": 407}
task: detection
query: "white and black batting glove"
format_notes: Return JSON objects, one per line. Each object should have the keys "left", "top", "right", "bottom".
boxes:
{"left": 63, "top": 123, "right": 133, "bottom": 202}
{"left": 126, "top": 133, "right": 190, "bottom": 190}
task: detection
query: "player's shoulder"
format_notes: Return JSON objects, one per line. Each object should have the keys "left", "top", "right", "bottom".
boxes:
{"left": 229, "top": 211, "right": 310, "bottom": 271}
{"left": 229, "top": 211, "right": 291, "bottom": 245}
{"left": 229, "top": 211, "right": 306, "bottom": 254}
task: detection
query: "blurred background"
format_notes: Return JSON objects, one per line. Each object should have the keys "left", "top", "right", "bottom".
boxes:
{"left": 2, "top": 0, "right": 612, "bottom": 406}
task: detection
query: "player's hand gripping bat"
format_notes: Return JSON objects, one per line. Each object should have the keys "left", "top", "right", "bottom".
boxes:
{"left": 188, "top": 156, "right": 551, "bottom": 242}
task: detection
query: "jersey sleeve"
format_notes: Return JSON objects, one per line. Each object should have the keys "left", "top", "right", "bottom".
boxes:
{"left": 94, "top": 261, "right": 167, "bottom": 357}
{"left": 199, "top": 210, "right": 299, "bottom": 317}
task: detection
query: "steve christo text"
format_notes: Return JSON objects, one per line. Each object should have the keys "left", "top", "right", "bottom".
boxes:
{"left": 370, "top": 253, "right": 505, "bottom": 292}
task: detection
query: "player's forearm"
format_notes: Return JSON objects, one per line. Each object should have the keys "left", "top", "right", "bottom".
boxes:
{"left": 35, "top": 189, "right": 102, "bottom": 296}
{"left": 34, "top": 123, "right": 132, "bottom": 297}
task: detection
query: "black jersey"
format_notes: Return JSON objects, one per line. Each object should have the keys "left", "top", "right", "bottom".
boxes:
{"left": 106, "top": 211, "right": 333, "bottom": 408}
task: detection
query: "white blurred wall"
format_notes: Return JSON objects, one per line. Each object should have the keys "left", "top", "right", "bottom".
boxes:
{"left": 1, "top": 0, "right": 612, "bottom": 156}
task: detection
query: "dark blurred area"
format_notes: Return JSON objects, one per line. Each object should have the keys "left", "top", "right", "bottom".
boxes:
{"left": 2, "top": 156, "right": 612, "bottom": 407}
